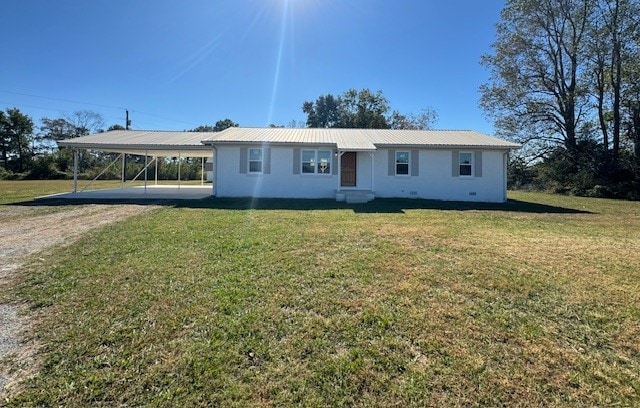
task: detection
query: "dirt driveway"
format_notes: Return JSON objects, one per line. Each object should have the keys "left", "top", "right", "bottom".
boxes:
{"left": 0, "top": 203, "right": 155, "bottom": 398}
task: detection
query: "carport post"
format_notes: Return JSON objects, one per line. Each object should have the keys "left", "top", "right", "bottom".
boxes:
{"left": 201, "top": 157, "right": 204, "bottom": 186}
{"left": 121, "top": 153, "right": 126, "bottom": 188}
{"left": 144, "top": 150, "right": 148, "bottom": 194}
{"left": 177, "top": 152, "right": 181, "bottom": 189}
{"left": 73, "top": 149, "right": 78, "bottom": 193}
{"left": 154, "top": 156, "right": 158, "bottom": 185}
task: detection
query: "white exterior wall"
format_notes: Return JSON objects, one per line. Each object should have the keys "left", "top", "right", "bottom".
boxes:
{"left": 214, "top": 145, "right": 509, "bottom": 202}
{"left": 216, "top": 145, "right": 338, "bottom": 198}
{"left": 373, "top": 149, "right": 508, "bottom": 202}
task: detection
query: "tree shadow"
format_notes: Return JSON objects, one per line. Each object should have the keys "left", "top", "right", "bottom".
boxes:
{"left": 7, "top": 196, "right": 593, "bottom": 214}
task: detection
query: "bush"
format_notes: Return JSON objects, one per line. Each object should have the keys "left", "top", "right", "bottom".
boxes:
{"left": 0, "top": 166, "right": 14, "bottom": 180}
{"left": 25, "top": 156, "right": 69, "bottom": 180}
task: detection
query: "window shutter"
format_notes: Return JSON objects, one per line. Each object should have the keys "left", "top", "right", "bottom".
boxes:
{"left": 263, "top": 147, "right": 271, "bottom": 174}
{"left": 388, "top": 149, "right": 395, "bottom": 176}
{"left": 293, "top": 148, "right": 300, "bottom": 174}
{"left": 410, "top": 150, "right": 419, "bottom": 176}
{"left": 239, "top": 147, "right": 247, "bottom": 174}
{"left": 474, "top": 151, "right": 482, "bottom": 177}
{"left": 332, "top": 151, "right": 338, "bottom": 175}
{"left": 451, "top": 150, "right": 459, "bottom": 177}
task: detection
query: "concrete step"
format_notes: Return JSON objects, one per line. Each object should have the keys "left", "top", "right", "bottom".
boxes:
{"left": 345, "top": 194, "right": 370, "bottom": 204}
{"left": 338, "top": 190, "right": 374, "bottom": 203}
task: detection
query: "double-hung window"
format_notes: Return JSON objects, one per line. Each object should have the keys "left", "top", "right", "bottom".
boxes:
{"left": 459, "top": 152, "right": 473, "bottom": 176}
{"left": 302, "top": 150, "right": 331, "bottom": 174}
{"left": 248, "top": 148, "right": 263, "bottom": 173}
{"left": 395, "top": 151, "right": 409, "bottom": 175}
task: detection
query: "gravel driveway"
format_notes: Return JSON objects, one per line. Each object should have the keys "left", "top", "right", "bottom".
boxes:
{"left": 0, "top": 203, "right": 155, "bottom": 399}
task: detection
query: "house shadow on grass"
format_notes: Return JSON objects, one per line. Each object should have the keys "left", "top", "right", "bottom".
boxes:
{"left": 11, "top": 196, "right": 593, "bottom": 214}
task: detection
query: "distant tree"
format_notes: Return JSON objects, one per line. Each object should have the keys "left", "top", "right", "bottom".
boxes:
{"left": 64, "top": 110, "right": 105, "bottom": 135}
{"left": 338, "top": 88, "right": 390, "bottom": 128}
{"left": 268, "top": 124, "right": 285, "bottom": 128}
{"left": 40, "top": 118, "right": 80, "bottom": 142}
{"left": 302, "top": 94, "right": 341, "bottom": 128}
{"left": 389, "top": 108, "right": 437, "bottom": 130}
{"left": 287, "top": 119, "right": 305, "bottom": 128}
{"left": 191, "top": 119, "right": 238, "bottom": 132}
{"left": 0, "top": 108, "right": 34, "bottom": 172}
{"left": 213, "top": 118, "right": 239, "bottom": 132}
{"left": 303, "top": 88, "right": 436, "bottom": 130}
{"left": 107, "top": 124, "right": 126, "bottom": 131}
{"left": 191, "top": 125, "right": 215, "bottom": 132}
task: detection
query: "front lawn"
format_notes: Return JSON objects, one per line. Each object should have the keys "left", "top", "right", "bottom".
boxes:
{"left": 5, "top": 190, "right": 640, "bottom": 406}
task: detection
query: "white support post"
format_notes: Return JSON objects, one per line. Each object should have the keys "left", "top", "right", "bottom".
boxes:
{"left": 144, "top": 150, "right": 148, "bottom": 194}
{"left": 155, "top": 156, "right": 158, "bottom": 185}
{"left": 73, "top": 149, "right": 78, "bottom": 193}
{"left": 201, "top": 157, "right": 204, "bottom": 186}
{"left": 121, "top": 153, "right": 126, "bottom": 188}
{"left": 178, "top": 152, "right": 181, "bottom": 189}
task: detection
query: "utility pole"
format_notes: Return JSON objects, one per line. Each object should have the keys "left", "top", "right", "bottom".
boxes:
{"left": 125, "top": 109, "right": 130, "bottom": 130}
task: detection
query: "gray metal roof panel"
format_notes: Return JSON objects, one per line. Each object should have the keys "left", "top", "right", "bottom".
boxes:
{"left": 57, "top": 128, "right": 520, "bottom": 154}
{"left": 202, "top": 128, "right": 519, "bottom": 149}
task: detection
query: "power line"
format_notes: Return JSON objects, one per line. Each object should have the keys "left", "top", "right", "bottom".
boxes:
{"left": 0, "top": 89, "right": 124, "bottom": 111}
{"left": 0, "top": 101, "right": 182, "bottom": 130}
{"left": 0, "top": 89, "right": 193, "bottom": 126}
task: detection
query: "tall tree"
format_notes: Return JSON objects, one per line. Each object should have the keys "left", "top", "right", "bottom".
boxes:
{"left": 64, "top": 110, "right": 105, "bottom": 135}
{"left": 480, "top": 0, "right": 593, "bottom": 158}
{"left": 0, "top": 108, "right": 34, "bottom": 172}
{"left": 389, "top": 108, "right": 438, "bottom": 130}
{"left": 302, "top": 94, "right": 341, "bottom": 128}
{"left": 302, "top": 88, "right": 435, "bottom": 130}
{"left": 338, "top": 89, "right": 390, "bottom": 128}
{"left": 191, "top": 119, "right": 239, "bottom": 132}
{"left": 213, "top": 118, "right": 239, "bottom": 132}
{"left": 592, "top": 0, "right": 640, "bottom": 161}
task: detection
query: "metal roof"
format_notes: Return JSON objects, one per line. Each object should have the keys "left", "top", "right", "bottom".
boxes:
{"left": 202, "top": 127, "right": 520, "bottom": 150}
{"left": 58, "top": 128, "right": 520, "bottom": 156}
{"left": 57, "top": 130, "right": 214, "bottom": 157}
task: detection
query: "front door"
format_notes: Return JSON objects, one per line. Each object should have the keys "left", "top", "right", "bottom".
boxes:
{"left": 340, "top": 152, "right": 356, "bottom": 187}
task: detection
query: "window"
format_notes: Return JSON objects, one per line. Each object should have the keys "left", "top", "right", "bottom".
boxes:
{"left": 249, "top": 148, "right": 263, "bottom": 173}
{"left": 396, "top": 151, "right": 409, "bottom": 175}
{"left": 459, "top": 152, "right": 472, "bottom": 176}
{"left": 302, "top": 150, "right": 331, "bottom": 174}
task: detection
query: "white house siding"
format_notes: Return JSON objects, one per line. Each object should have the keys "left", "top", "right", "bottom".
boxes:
{"left": 215, "top": 145, "right": 508, "bottom": 202}
{"left": 215, "top": 145, "right": 338, "bottom": 198}
{"left": 373, "top": 149, "right": 508, "bottom": 203}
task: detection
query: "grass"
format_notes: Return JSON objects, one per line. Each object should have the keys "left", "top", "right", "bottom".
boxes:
{"left": 0, "top": 179, "right": 206, "bottom": 205}
{"left": 2, "top": 181, "right": 640, "bottom": 406}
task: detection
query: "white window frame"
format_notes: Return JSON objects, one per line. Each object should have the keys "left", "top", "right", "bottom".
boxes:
{"left": 301, "top": 149, "right": 332, "bottom": 175}
{"left": 395, "top": 150, "right": 410, "bottom": 176}
{"left": 248, "top": 148, "right": 263, "bottom": 174}
{"left": 459, "top": 151, "right": 473, "bottom": 177}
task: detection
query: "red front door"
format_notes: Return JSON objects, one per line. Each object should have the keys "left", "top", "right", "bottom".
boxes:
{"left": 340, "top": 152, "right": 356, "bottom": 187}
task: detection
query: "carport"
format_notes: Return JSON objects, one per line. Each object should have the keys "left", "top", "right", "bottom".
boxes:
{"left": 56, "top": 130, "right": 215, "bottom": 200}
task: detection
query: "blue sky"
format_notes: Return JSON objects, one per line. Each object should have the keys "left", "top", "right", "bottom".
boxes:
{"left": 0, "top": 0, "right": 504, "bottom": 133}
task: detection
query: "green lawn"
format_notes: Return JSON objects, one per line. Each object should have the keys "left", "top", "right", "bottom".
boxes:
{"left": 3, "top": 181, "right": 640, "bottom": 406}
{"left": 0, "top": 179, "right": 206, "bottom": 205}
